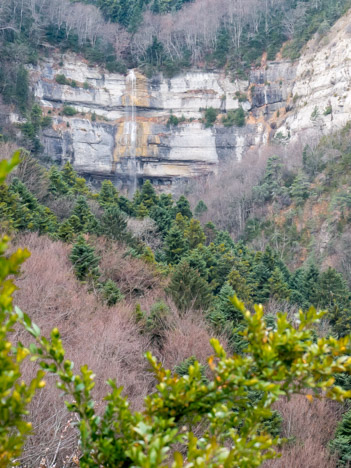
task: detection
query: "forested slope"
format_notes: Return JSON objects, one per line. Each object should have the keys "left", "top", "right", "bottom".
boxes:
{"left": 2, "top": 145, "right": 351, "bottom": 465}
{"left": 2, "top": 1, "right": 351, "bottom": 466}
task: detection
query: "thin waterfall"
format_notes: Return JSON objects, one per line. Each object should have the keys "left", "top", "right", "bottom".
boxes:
{"left": 127, "top": 69, "right": 137, "bottom": 194}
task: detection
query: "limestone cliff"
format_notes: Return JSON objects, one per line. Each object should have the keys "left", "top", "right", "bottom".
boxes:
{"left": 30, "top": 61, "right": 258, "bottom": 187}
{"left": 24, "top": 9, "right": 351, "bottom": 187}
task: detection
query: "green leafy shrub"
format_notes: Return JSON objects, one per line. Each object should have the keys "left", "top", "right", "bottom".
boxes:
{"left": 41, "top": 115, "right": 52, "bottom": 128}
{"left": 204, "top": 107, "right": 218, "bottom": 128}
{"left": 222, "top": 107, "right": 246, "bottom": 127}
{"left": 174, "top": 356, "right": 208, "bottom": 383}
{"left": 310, "top": 106, "right": 320, "bottom": 121}
{"left": 167, "top": 114, "right": 179, "bottom": 126}
{"left": 55, "top": 74, "right": 69, "bottom": 85}
{"left": 62, "top": 105, "right": 78, "bottom": 116}
{"left": 235, "top": 91, "right": 248, "bottom": 103}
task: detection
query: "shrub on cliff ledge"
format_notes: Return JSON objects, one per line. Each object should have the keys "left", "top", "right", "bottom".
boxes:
{"left": 222, "top": 107, "right": 246, "bottom": 127}
{"left": 62, "top": 105, "right": 78, "bottom": 116}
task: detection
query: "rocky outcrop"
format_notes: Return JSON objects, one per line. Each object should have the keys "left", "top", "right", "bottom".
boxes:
{"left": 26, "top": 8, "right": 351, "bottom": 187}
{"left": 29, "top": 58, "right": 269, "bottom": 187}
{"left": 276, "top": 9, "right": 351, "bottom": 142}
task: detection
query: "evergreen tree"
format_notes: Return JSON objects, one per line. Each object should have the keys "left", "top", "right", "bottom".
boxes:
{"left": 290, "top": 170, "right": 310, "bottom": 206}
{"left": 31, "top": 206, "right": 58, "bottom": 235}
{"left": 48, "top": 167, "right": 70, "bottom": 196}
{"left": 98, "top": 180, "right": 119, "bottom": 206}
{"left": 67, "top": 215, "right": 82, "bottom": 234}
{"left": 59, "top": 162, "right": 90, "bottom": 196}
{"left": 315, "top": 267, "right": 351, "bottom": 336}
{"left": 184, "top": 218, "right": 206, "bottom": 249}
{"left": 269, "top": 268, "right": 291, "bottom": 301}
{"left": 58, "top": 220, "right": 75, "bottom": 243}
{"left": 174, "top": 212, "right": 189, "bottom": 233}
{"left": 149, "top": 205, "right": 172, "bottom": 235}
{"left": 289, "top": 268, "right": 310, "bottom": 308}
{"left": 73, "top": 176, "right": 90, "bottom": 196}
{"left": 330, "top": 409, "right": 351, "bottom": 466}
{"left": 140, "top": 180, "right": 158, "bottom": 209}
{"left": 72, "top": 196, "right": 99, "bottom": 233}
{"left": 136, "top": 202, "right": 148, "bottom": 219}
{"left": 0, "top": 183, "right": 28, "bottom": 231}
{"left": 214, "top": 230, "right": 235, "bottom": 250}
{"left": 9, "top": 178, "right": 38, "bottom": 211}
{"left": 30, "top": 104, "right": 42, "bottom": 133}
{"left": 204, "top": 222, "right": 217, "bottom": 244}
{"left": 215, "top": 283, "right": 243, "bottom": 324}
{"left": 185, "top": 247, "right": 209, "bottom": 280}
{"left": 315, "top": 267, "right": 350, "bottom": 310}
{"left": 9, "top": 198, "right": 33, "bottom": 231}
{"left": 253, "top": 156, "right": 283, "bottom": 203}
{"left": 61, "top": 161, "right": 77, "bottom": 188}
{"left": 194, "top": 200, "right": 208, "bottom": 217}
{"left": 158, "top": 193, "right": 174, "bottom": 210}
{"left": 132, "top": 189, "right": 142, "bottom": 208}
{"left": 15, "top": 65, "right": 29, "bottom": 113}
{"left": 164, "top": 225, "right": 188, "bottom": 264}
{"left": 8, "top": 179, "right": 58, "bottom": 234}
{"left": 101, "top": 280, "right": 124, "bottom": 306}
{"left": 0, "top": 185, "right": 16, "bottom": 232}
{"left": 101, "top": 205, "right": 128, "bottom": 241}
{"left": 174, "top": 195, "right": 192, "bottom": 219}
{"left": 227, "top": 269, "right": 253, "bottom": 304}
{"left": 145, "top": 301, "right": 170, "bottom": 349}
{"left": 252, "top": 255, "right": 271, "bottom": 304}
{"left": 166, "top": 260, "right": 213, "bottom": 313}
{"left": 205, "top": 243, "right": 234, "bottom": 293}
{"left": 118, "top": 195, "right": 135, "bottom": 215}
{"left": 70, "top": 235, "right": 100, "bottom": 281}
{"left": 174, "top": 357, "right": 208, "bottom": 383}
{"left": 304, "top": 263, "right": 320, "bottom": 305}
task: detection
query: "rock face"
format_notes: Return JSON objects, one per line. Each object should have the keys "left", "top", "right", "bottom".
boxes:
{"left": 27, "top": 9, "right": 351, "bottom": 187}
{"left": 30, "top": 59, "right": 268, "bottom": 187}
{"left": 276, "top": 9, "right": 351, "bottom": 142}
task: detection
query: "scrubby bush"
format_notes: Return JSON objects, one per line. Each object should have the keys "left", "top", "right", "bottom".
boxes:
{"left": 55, "top": 74, "right": 69, "bottom": 85}
{"left": 63, "top": 105, "right": 78, "bottom": 116}
{"left": 222, "top": 107, "right": 246, "bottom": 127}
{"left": 204, "top": 107, "right": 218, "bottom": 128}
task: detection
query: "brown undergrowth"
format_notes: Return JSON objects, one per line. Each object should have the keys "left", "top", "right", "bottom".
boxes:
{"left": 263, "top": 396, "right": 341, "bottom": 468}
{"left": 12, "top": 233, "right": 221, "bottom": 467}
{"left": 10, "top": 233, "right": 342, "bottom": 467}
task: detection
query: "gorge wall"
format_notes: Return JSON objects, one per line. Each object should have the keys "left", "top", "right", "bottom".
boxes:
{"left": 25, "top": 9, "right": 351, "bottom": 187}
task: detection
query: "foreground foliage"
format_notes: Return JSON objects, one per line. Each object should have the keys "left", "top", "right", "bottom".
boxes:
{"left": 0, "top": 153, "right": 45, "bottom": 466}
{"left": 13, "top": 294, "right": 351, "bottom": 467}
